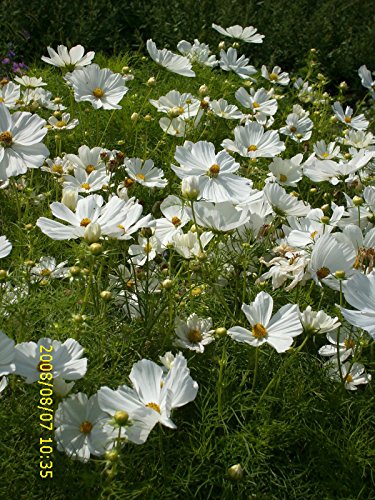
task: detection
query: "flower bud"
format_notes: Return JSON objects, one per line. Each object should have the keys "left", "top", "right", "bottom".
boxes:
{"left": 215, "top": 327, "right": 227, "bottom": 337}
{"left": 69, "top": 266, "right": 81, "bottom": 276}
{"left": 339, "top": 81, "right": 348, "bottom": 90}
{"left": 61, "top": 189, "right": 78, "bottom": 211}
{"left": 147, "top": 76, "right": 156, "bottom": 86}
{"left": 334, "top": 270, "right": 346, "bottom": 280}
{"left": 320, "top": 216, "right": 330, "bottom": 224}
{"left": 0, "top": 269, "right": 8, "bottom": 280}
{"left": 161, "top": 278, "right": 173, "bottom": 290}
{"left": 320, "top": 204, "right": 329, "bottom": 212}
{"left": 198, "top": 84, "right": 209, "bottom": 96}
{"left": 218, "top": 41, "right": 225, "bottom": 49}
{"left": 100, "top": 290, "right": 112, "bottom": 301}
{"left": 84, "top": 222, "right": 101, "bottom": 243}
{"left": 228, "top": 463, "right": 243, "bottom": 480}
{"left": 144, "top": 114, "right": 153, "bottom": 122}
{"left": 89, "top": 243, "right": 103, "bottom": 255}
{"left": 232, "top": 42, "right": 240, "bottom": 49}
{"left": 181, "top": 176, "right": 200, "bottom": 200}
{"left": 352, "top": 196, "right": 363, "bottom": 206}
{"left": 122, "top": 66, "right": 130, "bottom": 74}
{"left": 114, "top": 410, "right": 129, "bottom": 426}
{"left": 131, "top": 112, "right": 139, "bottom": 122}
{"left": 105, "top": 450, "right": 120, "bottom": 462}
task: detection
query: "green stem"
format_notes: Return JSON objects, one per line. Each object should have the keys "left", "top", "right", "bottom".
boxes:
{"left": 252, "top": 348, "right": 259, "bottom": 391}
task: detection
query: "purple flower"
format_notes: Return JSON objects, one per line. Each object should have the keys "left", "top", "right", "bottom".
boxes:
{"left": 2, "top": 58, "right": 10, "bottom": 65}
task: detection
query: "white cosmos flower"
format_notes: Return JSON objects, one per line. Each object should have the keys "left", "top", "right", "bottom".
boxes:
{"left": 172, "top": 230, "right": 214, "bottom": 259}
{"left": 14, "top": 337, "right": 87, "bottom": 384}
{"left": 318, "top": 329, "right": 356, "bottom": 362}
{"left": 219, "top": 48, "right": 257, "bottom": 79}
{"left": 66, "top": 145, "right": 106, "bottom": 173}
{"left": 159, "top": 116, "right": 187, "bottom": 137}
{"left": 300, "top": 306, "right": 340, "bottom": 335}
{"left": 175, "top": 314, "right": 215, "bottom": 353}
{"left": 0, "top": 103, "right": 49, "bottom": 181}
{"left": 172, "top": 140, "right": 253, "bottom": 203}
{"left": 36, "top": 194, "right": 129, "bottom": 241}
{"left": 264, "top": 183, "right": 310, "bottom": 217}
{"left": 280, "top": 112, "right": 313, "bottom": 142}
{"left": 285, "top": 205, "right": 344, "bottom": 248}
{"left": 106, "top": 200, "right": 152, "bottom": 241}
{"left": 332, "top": 102, "right": 369, "bottom": 131}
{"left": 0, "top": 82, "right": 20, "bottom": 109}
{"left": 128, "top": 235, "right": 161, "bottom": 266}
{"left": 41, "top": 44, "right": 95, "bottom": 69}
{"left": 235, "top": 87, "right": 278, "bottom": 116}
{"left": 328, "top": 361, "right": 371, "bottom": 391}
{"left": 98, "top": 354, "right": 198, "bottom": 442}
{"left": 124, "top": 158, "right": 167, "bottom": 188}
{"left": 222, "top": 121, "right": 285, "bottom": 159}
{"left": 257, "top": 252, "right": 309, "bottom": 292}
{"left": 48, "top": 112, "right": 79, "bottom": 130}
{"left": 268, "top": 154, "right": 303, "bottom": 187}
{"left": 63, "top": 168, "right": 110, "bottom": 193}
{"left": 209, "top": 99, "right": 243, "bottom": 120}
{"left": 150, "top": 195, "right": 190, "bottom": 246}
{"left": 212, "top": 24, "right": 264, "bottom": 43}
{"left": 150, "top": 90, "right": 201, "bottom": 119}
{"left": 189, "top": 201, "right": 251, "bottom": 232}
{"left": 341, "top": 130, "right": 375, "bottom": 149}
{"left": 340, "top": 271, "right": 375, "bottom": 339}
{"left": 0, "top": 331, "right": 16, "bottom": 376}
{"left": 55, "top": 392, "right": 117, "bottom": 462}
{"left": 14, "top": 75, "right": 47, "bottom": 88}
{"left": 146, "top": 39, "right": 195, "bottom": 77}
{"left": 304, "top": 150, "right": 374, "bottom": 185}
{"left": 310, "top": 233, "right": 357, "bottom": 290}
{"left": 0, "top": 235, "right": 12, "bottom": 258}
{"left": 358, "top": 65, "right": 375, "bottom": 98}
{"left": 22, "top": 86, "right": 66, "bottom": 111}
{"left": 177, "top": 39, "right": 218, "bottom": 67}
{"left": 313, "top": 140, "right": 341, "bottom": 160}
{"left": 66, "top": 64, "right": 128, "bottom": 110}
{"left": 228, "top": 291, "right": 302, "bottom": 352}
{"left": 30, "top": 257, "right": 69, "bottom": 281}
{"left": 261, "top": 65, "right": 290, "bottom": 85}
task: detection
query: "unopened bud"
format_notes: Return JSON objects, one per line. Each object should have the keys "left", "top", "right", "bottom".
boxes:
{"left": 215, "top": 327, "right": 227, "bottom": 337}
{"left": 352, "top": 196, "right": 363, "bottom": 206}
{"left": 144, "top": 114, "right": 153, "bottom": 122}
{"left": 320, "top": 216, "right": 330, "bottom": 224}
{"left": 228, "top": 463, "right": 243, "bottom": 480}
{"left": 0, "top": 269, "right": 8, "bottom": 280}
{"left": 334, "top": 270, "right": 346, "bottom": 280}
{"left": 161, "top": 278, "right": 173, "bottom": 290}
{"left": 218, "top": 41, "right": 225, "bottom": 50}
{"left": 61, "top": 189, "right": 78, "bottom": 211}
{"left": 69, "top": 266, "right": 81, "bottom": 276}
{"left": 122, "top": 66, "right": 130, "bottom": 74}
{"left": 131, "top": 112, "right": 139, "bottom": 122}
{"left": 198, "top": 84, "right": 209, "bottom": 96}
{"left": 89, "top": 243, "right": 103, "bottom": 255}
{"left": 84, "top": 222, "right": 101, "bottom": 243}
{"left": 181, "top": 176, "right": 200, "bottom": 200}
{"left": 147, "top": 76, "right": 156, "bottom": 87}
{"left": 100, "top": 290, "right": 112, "bottom": 301}
{"left": 105, "top": 450, "right": 120, "bottom": 462}
{"left": 114, "top": 410, "right": 129, "bottom": 426}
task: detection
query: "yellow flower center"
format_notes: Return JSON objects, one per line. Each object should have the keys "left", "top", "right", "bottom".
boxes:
{"left": 136, "top": 173, "right": 145, "bottom": 181}
{"left": 322, "top": 152, "right": 329, "bottom": 158}
{"left": 208, "top": 163, "right": 220, "bottom": 177}
{"left": 171, "top": 216, "right": 181, "bottom": 227}
{"left": 92, "top": 87, "right": 105, "bottom": 98}
{"left": 124, "top": 178, "right": 134, "bottom": 188}
{"left": 143, "top": 242, "right": 153, "bottom": 253}
{"left": 269, "top": 72, "right": 279, "bottom": 81}
{"left": 81, "top": 183, "right": 91, "bottom": 190}
{"left": 80, "top": 421, "right": 93, "bottom": 434}
{"left": 317, "top": 267, "right": 330, "bottom": 280}
{"left": 0, "top": 130, "right": 13, "bottom": 147}
{"left": 289, "top": 126, "right": 297, "bottom": 133}
{"left": 247, "top": 145, "right": 257, "bottom": 152}
{"left": 40, "top": 268, "right": 52, "bottom": 277}
{"left": 251, "top": 323, "right": 267, "bottom": 339}
{"left": 55, "top": 120, "right": 67, "bottom": 128}
{"left": 344, "top": 116, "right": 351, "bottom": 123}
{"left": 51, "top": 164, "right": 63, "bottom": 174}
{"left": 252, "top": 102, "right": 260, "bottom": 109}
{"left": 146, "top": 402, "right": 161, "bottom": 413}
{"left": 345, "top": 374, "right": 353, "bottom": 383}
{"left": 344, "top": 339, "right": 355, "bottom": 350}
{"left": 0, "top": 97, "right": 4, "bottom": 103}
{"left": 310, "top": 230, "right": 318, "bottom": 239}
{"left": 86, "top": 164, "right": 95, "bottom": 174}
{"left": 279, "top": 174, "right": 288, "bottom": 182}
{"left": 80, "top": 218, "right": 91, "bottom": 227}
{"left": 187, "top": 328, "right": 203, "bottom": 343}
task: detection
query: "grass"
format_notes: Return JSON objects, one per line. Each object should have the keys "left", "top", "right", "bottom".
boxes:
{"left": 0, "top": 47, "right": 374, "bottom": 499}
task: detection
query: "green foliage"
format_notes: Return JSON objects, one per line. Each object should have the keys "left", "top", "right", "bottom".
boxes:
{"left": 1, "top": 0, "right": 374, "bottom": 96}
